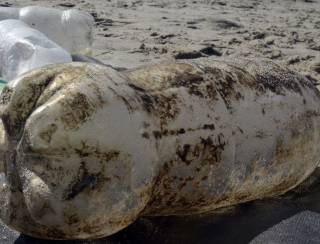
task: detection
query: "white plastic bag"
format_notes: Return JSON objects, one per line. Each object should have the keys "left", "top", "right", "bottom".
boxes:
{"left": 0, "top": 6, "right": 94, "bottom": 55}
{"left": 0, "top": 19, "right": 72, "bottom": 80}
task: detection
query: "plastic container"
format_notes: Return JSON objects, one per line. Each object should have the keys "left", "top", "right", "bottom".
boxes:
{"left": 0, "top": 7, "right": 19, "bottom": 21}
{"left": 20, "top": 6, "right": 94, "bottom": 55}
{"left": 0, "top": 6, "right": 94, "bottom": 55}
{"left": 0, "top": 19, "right": 72, "bottom": 80}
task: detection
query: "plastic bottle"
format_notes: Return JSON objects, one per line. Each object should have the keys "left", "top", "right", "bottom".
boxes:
{"left": 0, "top": 6, "right": 94, "bottom": 55}
{"left": 0, "top": 19, "right": 72, "bottom": 81}
{"left": 0, "top": 7, "right": 19, "bottom": 21}
{"left": 20, "top": 6, "right": 94, "bottom": 55}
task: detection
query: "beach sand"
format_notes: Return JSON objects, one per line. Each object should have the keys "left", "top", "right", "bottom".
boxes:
{"left": 2, "top": 0, "right": 320, "bottom": 83}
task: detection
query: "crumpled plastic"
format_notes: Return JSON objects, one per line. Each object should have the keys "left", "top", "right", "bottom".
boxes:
{"left": 0, "top": 19, "right": 72, "bottom": 80}
{"left": 0, "top": 6, "right": 94, "bottom": 55}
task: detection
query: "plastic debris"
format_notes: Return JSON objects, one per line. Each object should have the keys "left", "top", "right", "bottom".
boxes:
{"left": 0, "top": 19, "right": 72, "bottom": 80}
{"left": 0, "top": 6, "right": 94, "bottom": 55}
{"left": 0, "top": 59, "right": 320, "bottom": 239}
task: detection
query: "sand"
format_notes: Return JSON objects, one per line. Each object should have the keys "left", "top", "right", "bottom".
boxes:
{"left": 1, "top": 0, "right": 320, "bottom": 83}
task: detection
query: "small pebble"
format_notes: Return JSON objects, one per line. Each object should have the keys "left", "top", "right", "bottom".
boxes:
{"left": 200, "top": 46, "right": 222, "bottom": 56}
{"left": 311, "top": 61, "right": 320, "bottom": 74}
{"left": 287, "top": 55, "right": 301, "bottom": 65}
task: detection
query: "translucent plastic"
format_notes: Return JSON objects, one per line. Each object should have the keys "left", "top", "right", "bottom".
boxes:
{"left": 0, "top": 7, "right": 19, "bottom": 20}
{"left": 0, "top": 6, "right": 94, "bottom": 55}
{"left": 0, "top": 19, "right": 72, "bottom": 81}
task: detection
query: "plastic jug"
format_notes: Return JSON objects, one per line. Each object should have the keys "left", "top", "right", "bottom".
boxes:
{"left": 0, "top": 19, "right": 72, "bottom": 81}
{"left": 0, "top": 7, "right": 19, "bottom": 21}
{"left": 0, "top": 6, "right": 94, "bottom": 55}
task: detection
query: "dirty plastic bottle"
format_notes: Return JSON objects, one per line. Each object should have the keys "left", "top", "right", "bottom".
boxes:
{"left": 0, "top": 19, "right": 72, "bottom": 81}
{"left": 0, "top": 6, "right": 94, "bottom": 55}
